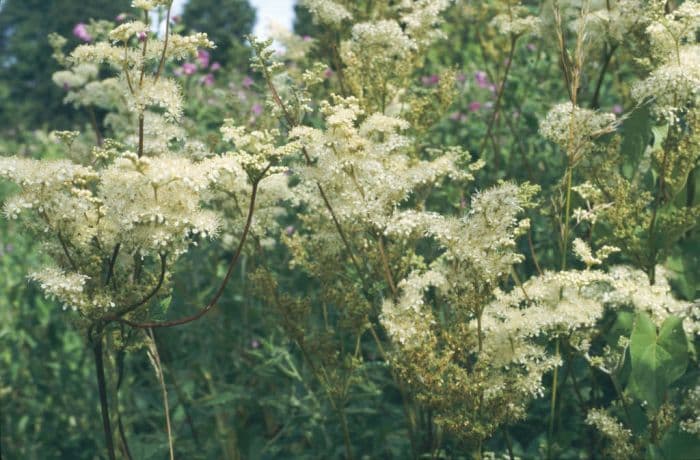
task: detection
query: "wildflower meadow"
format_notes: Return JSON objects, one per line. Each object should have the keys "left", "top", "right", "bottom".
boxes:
{"left": 0, "top": 1, "right": 699, "bottom": 459}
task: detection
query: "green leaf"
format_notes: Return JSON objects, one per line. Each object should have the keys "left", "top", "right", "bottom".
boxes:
{"left": 628, "top": 313, "right": 689, "bottom": 411}
{"left": 657, "top": 316, "right": 689, "bottom": 383}
{"left": 659, "top": 427, "right": 700, "bottom": 459}
{"left": 159, "top": 295, "right": 172, "bottom": 312}
{"left": 621, "top": 106, "right": 652, "bottom": 159}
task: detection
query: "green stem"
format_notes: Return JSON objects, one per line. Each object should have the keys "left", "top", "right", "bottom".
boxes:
{"left": 338, "top": 405, "right": 354, "bottom": 460}
{"left": 502, "top": 427, "right": 515, "bottom": 460}
{"left": 561, "top": 167, "right": 574, "bottom": 270}
{"left": 547, "top": 339, "right": 560, "bottom": 460}
{"left": 93, "top": 337, "right": 116, "bottom": 460}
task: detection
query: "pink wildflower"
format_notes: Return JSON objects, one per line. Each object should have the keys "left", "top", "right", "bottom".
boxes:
{"left": 421, "top": 74, "right": 440, "bottom": 86}
{"left": 475, "top": 71, "right": 489, "bottom": 89}
{"left": 201, "top": 73, "right": 215, "bottom": 86}
{"left": 182, "top": 62, "right": 197, "bottom": 76}
{"left": 197, "top": 49, "right": 210, "bottom": 68}
{"left": 73, "top": 23, "right": 92, "bottom": 43}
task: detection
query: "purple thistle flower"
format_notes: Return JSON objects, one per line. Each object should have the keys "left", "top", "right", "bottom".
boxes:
{"left": 182, "top": 62, "right": 197, "bottom": 76}
{"left": 197, "top": 49, "right": 210, "bottom": 68}
{"left": 474, "top": 70, "right": 489, "bottom": 88}
{"left": 201, "top": 73, "right": 215, "bottom": 86}
{"left": 251, "top": 103, "right": 263, "bottom": 116}
{"left": 73, "top": 23, "right": 92, "bottom": 43}
{"left": 210, "top": 61, "right": 221, "bottom": 72}
{"left": 242, "top": 76, "right": 254, "bottom": 88}
{"left": 468, "top": 101, "right": 482, "bottom": 112}
{"left": 612, "top": 104, "right": 623, "bottom": 115}
{"left": 324, "top": 67, "right": 334, "bottom": 79}
{"left": 115, "top": 13, "right": 127, "bottom": 23}
{"left": 421, "top": 74, "right": 440, "bottom": 86}
{"left": 137, "top": 31, "right": 147, "bottom": 42}
{"left": 285, "top": 225, "right": 295, "bottom": 236}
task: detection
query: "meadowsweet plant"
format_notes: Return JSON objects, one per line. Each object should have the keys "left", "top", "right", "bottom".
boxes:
{"left": 0, "top": 1, "right": 291, "bottom": 458}
{"left": 1, "top": 0, "right": 699, "bottom": 459}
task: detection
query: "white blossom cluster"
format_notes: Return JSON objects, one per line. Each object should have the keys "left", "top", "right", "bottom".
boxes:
{"left": 631, "top": 1, "right": 700, "bottom": 122}
{"left": 632, "top": 46, "right": 700, "bottom": 122}
{"left": 540, "top": 102, "right": 617, "bottom": 161}
{"left": 337, "top": 1, "right": 450, "bottom": 112}
{"left": 586, "top": 408, "right": 635, "bottom": 459}
{"left": 291, "top": 96, "right": 469, "bottom": 231}
{"left": 299, "top": 0, "right": 352, "bottom": 26}
{"left": 221, "top": 121, "right": 298, "bottom": 176}
{"left": 0, "top": 10, "right": 253, "bottom": 318}
{"left": 97, "top": 153, "right": 228, "bottom": 255}
{"left": 681, "top": 385, "right": 700, "bottom": 435}
{"left": 29, "top": 268, "right": 114, "bottom": 312}
{"left": 572, "top": 238, "right": 620, "bottom": 268}
{"left": 381, "top": 182, "right": 545, "bottom": 416}
{"left": 588, "top": 0, "right": 648, "bottom": 44}
{"left": 491, "top": 5, "right": 541, "bottom": 37}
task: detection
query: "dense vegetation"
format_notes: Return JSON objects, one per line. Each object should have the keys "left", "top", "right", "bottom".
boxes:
{"left": 1, "top": 1, "right": 699, "bottom": 459}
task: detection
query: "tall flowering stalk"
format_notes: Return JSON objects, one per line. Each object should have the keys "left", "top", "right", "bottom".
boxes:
{"left": 0, "top": 1, "right": 294, "bottom": 457}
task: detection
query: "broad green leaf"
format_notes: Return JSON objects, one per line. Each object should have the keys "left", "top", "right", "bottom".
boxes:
{"left": 628, "top": 313, "right": 689, "bottom": 411}
{"left": 657, "top": 315, "right": 689, "bottom": 383}
{"left": 621, "top": 106, "right": 652, "bottom": 160}
{"left": 659, "top": 427, "right": 700, "bottom": 460}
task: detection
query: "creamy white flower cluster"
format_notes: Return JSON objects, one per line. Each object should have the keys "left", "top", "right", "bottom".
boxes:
{"left": 398, "top": 0, "right": 450, "bottom": 46}
{"left": 29, "top": 268, "right": 114, "bottom": 312}
{"left": 299, "top": 0, "right": 352, "bottom": 26}
{"left": 335, "top": 1, "right": 450, "bottom": 112}
{"left": 632, "top": 46, "right": 700, "bottom": 123}
{"left": 485, "top": 264, "right": 698, "bottom": 351}
{"left": 291, "top": 96, "right": 469, "bottom": 231}
{"left": 221, "top": 121, "right": 298, "bottom": 177}
{"left": 132, "top": 0, "right": 171, "bottom": 10}
{"left": 586, "top": 409, "right": 635, "bottom": 459}
{"left": 540, "top": 102, "right": 617, "bottom": 161}
{"left": 491, "top": 5, "right": 541, "bottom": 37}
{"left": 572, "top": 238, "right": 620, "bottom": 269}
{"left": 0, "top": 10, "right": 257, "bottom": 316}
{"left": 681, "top": 385, "right": 700, "bottom": 435}
{"left": 381, "top": 182, "right": 546, "bottom": 414}
{"left": 588, "top": 0, "right": 648, "bottom": 44}
{"left": 632, "top": 1, "right": 700, "bottom": 122}
{"left": 98, "top": 153, "right": 228, "bottom": 253}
